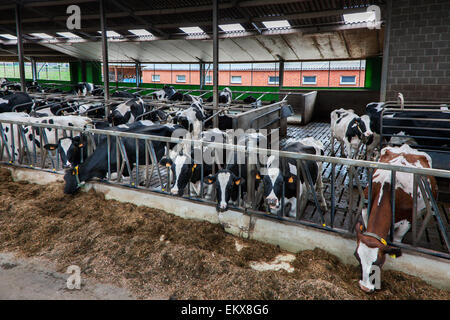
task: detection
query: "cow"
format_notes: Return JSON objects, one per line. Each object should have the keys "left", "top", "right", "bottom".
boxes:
{"left": 254, "top": 137, "right": 327, "bottom": 217}
{"left": 63, "top": 123, "right": 184, "bottom": 194}
{"left": 204, "top": 132, "right": 267, "bottom": 212}
{"left": 108, "top": 97, "right": 146, "bottom": 126}
{"left": 365, "top": 101, "right": 450, "bottom": 150}
{"left": 152, "top": 85, "right": 177, "bottom": 101}
{"left": 331, "top": 108, "right": 373, "bottom": 159}
{"left": 45, "top": 120, "right": 155, "bottom": 168}
{"left": 111, "top": 90, "right": 140, "bottom": 99}
{"left": 206, "top": 87, "right": 233, "bottom": 104}
{"left": 34, "top": 100, "right": 78, "bottom": 117}
{"left": 171, "top": 101, "right": 206, "bottom": 138}
{"left": 159, "top": 128, "right": 228, "bottom": 198}
{"left": 0, "top": 113, "right": 91, "bottom": 161}
{"left": 355, "top": 144, "right": 437, "bottom": 293}
{"left": 73, "top": 82, "right": 95, "bottom": 96}
{"left": 243, "top": 95, "right": 257, "bottom": 104}
{"left": 0, "top": 92, "right": 33, "bottom": 113}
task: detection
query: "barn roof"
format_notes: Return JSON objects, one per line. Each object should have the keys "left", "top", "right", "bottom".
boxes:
{"left": 0, "top": 0, "right": 386, "bottom": 63}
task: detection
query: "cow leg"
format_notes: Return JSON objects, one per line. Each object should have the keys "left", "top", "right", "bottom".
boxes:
{"left": 285, "top": 197, "right": 297, "bottom": 218}
{"left": 393, "top": 219, "right": 411, "bottom": 242}
{"left": 190, "top": 181, "right": 201, "bottom": 197}
{"left": 340, "top": 141, "right": 346, "bottom": 158}
{"left": 298, "top": 186, "right": 308, "bottom": 216}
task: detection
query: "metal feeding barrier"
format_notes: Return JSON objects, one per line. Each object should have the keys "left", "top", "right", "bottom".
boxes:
{"left": 0, "top": 117, "right": 449, "bottom": 260}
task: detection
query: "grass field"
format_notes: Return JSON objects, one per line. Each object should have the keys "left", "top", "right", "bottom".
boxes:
{"left": 0, "top": 63, "right": 70, "bottom": 81}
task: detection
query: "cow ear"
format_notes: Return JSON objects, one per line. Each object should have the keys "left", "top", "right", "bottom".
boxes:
{"left": 383, "top": 246, "right": 402, "bottom": 259}
{"left": 44, "top": 144, "right": 58, "bottom": 151}
{"left": 252, "top": 169, "right": 262, "bottom": 180}
{"left": 159, "top": 158, "right": 172, "bottom": 167}
{"left": 204, "top": 174, "right": 216, "bottom": 184}
{"left": 234, "top": 177, "right": 245, "bottom": 186}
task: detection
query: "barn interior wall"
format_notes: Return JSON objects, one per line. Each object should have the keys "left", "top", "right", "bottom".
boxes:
{"left": 386, "top": 0, "right": 450, "bottom": 101}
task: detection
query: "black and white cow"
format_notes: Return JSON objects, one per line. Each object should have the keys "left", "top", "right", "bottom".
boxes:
{"left": 108, "top": 97, "right": 146, "bottom": 126}
{"left": 45, "top": 120, "right": 155, "bottom": 168}
{"left": 171, "top": 101, "right": 206, "bottom": 137}
{"left": 204, "top": 132, "right": 267, "bottom": 212}
{"left": 0, "top": 113, "right": 91, "bottom": 161}
{"left": 206, "top": 87, "right": 233, "bottom": 104}
{"left": 365, "top": 101, "right": 450, "bottom": 149}
{"left": 73, "top": 82, "right": 95, "bottom": 96}
{"left": 152, "top": 85, "right": 177, "bottom": 101}
{"left": 63, "top": 123, "right": 184, "bottom": 194}
{"left": 331, "top": 108, "right": 373, "bottom": 159}
{"left": 255, "top": 137, "right": 327, "bottom": 217}
{"left": 34, "top": 100, "right": 79, "bottom": 117}
{"left": 159, "top": 128, "right": 228, "bottom": 197}
{"left": 0, "top": 92, "right": 33, "bottom": 113}
{"left": 111, "top": 90, "right": 140, "bottom": 99}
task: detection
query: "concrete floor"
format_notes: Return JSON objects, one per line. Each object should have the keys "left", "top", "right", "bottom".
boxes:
{"left": 0, "top": 252, "right": 135, "bottom": 300}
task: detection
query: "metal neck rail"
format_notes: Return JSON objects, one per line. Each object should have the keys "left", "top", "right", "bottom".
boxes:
{"left": 1, "top": 118, "right": 449, "bottom": 259}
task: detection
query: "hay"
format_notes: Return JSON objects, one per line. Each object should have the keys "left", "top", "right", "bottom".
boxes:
{"left": 0, "top": 168, "right": 448, "bottom": 300}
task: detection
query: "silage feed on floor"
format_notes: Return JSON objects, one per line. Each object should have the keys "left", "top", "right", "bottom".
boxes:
{"left": 0, "top": 168, "right": 448, "bottom": 300}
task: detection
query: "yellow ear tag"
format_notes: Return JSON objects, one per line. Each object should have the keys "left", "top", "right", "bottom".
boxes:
{"left": 208, "top": 179, "right": 213, "bottom": 183}
{"left": 380, "top": 238, "right": 387, "bottom": 246}
{"left": 390, "top": 254, "right": 396, "bottom": 259}
{"left": 288, "top": 176, "right": 294, "bottom": 183}
{"left": 235, "top": 179, "right": 240, "bottom": 186}
{"left": 255, "top": 173, "right": 261, "bottom": 180}
{"left": 360, "top": 225, "right": 363, "bottom": 231}
{"left": 165, "top": 163, "right": 171, "bottom": 168}
{"left": 192, "top": 164, "right": 197, "bottom": 172}
{"left": 78, "top": 144, "right": 84, "bottom": 147}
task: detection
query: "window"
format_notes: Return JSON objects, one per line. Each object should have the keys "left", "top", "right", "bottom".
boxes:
{"left": 268, "top": 76, "right": 279, "bottom": 85}
{"left": 303, "top": 76, "right": 317, "bottom": 85}
{"left": 176, "top": 75, "right": 186, "bottom": 83}
{"left": 340, "top": 75, "right": 357, "bottom": 85}
{"left": 152, "top": 74, "right": 160, "bottom": 82}
{"left": 230, "top": 75, "right": 242, "bottom": 84}
{"left": 205, "top": 75, "right": 212, "bottom": 83}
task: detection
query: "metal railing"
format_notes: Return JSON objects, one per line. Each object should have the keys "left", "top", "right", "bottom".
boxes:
{"left": 0, "top": 118, "right": 449, "bottom": 259}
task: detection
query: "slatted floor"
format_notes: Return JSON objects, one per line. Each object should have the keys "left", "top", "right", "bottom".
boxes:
{"left": 282, "top": 122, "right": 449, "bottom": 254}
{"left": 6, "top": 121, "right": 449, "bottom": 255}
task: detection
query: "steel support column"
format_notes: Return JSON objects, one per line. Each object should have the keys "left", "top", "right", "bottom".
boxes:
{"left": 100, "top": 0, "right": 110, "bottom": 104}
{"left": 212, "top": 0, "right": 219, "bottom": 128}
{"left": 199, "top": 62, "right": 205, "bottom": 90}
{"left": 380, "top": 0, "right": 392, "bottom": 102}
{"left": 15, "top": 3, "right": 26, "bottom": 92}
{"left": 135, "top": 62, "right": 141, "bottom": 87}
{"left": 31, "top": 57, "right": 37, "bottom": 82}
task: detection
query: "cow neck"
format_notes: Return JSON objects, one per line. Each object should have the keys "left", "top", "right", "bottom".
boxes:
{"left": 366, "top": 183, "right": 392, "bottom": 241}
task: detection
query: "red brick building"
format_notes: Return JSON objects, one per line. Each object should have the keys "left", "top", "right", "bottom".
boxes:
{"left": 140, "top": 61, "right": 366, "bottom": 87}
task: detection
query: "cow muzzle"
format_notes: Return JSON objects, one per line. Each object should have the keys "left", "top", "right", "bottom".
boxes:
{"left": 266, "top": 197, "right": 279, "bottom": 210}
{"left": 359, "top": 280, "right": 375, "bottom": 293}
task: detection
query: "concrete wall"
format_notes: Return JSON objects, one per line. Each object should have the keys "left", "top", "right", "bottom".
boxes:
{"left": 280, "top": 89, "right": 381, "bottom": 121}
{"left": 386, "top": 0, "right": 450, "bottom": 101}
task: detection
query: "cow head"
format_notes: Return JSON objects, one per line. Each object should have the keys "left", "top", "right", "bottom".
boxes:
{"left": 204, "top": 170, "right": 244, "bottom": 212}
{"left": 160, "top": 153, "right": 197, "bottom": 196}
{"left": 44, "top": 135, "right": 87, "bottom": 168}
{"left": 63, "top": 165, "right": 84, "bottom": 194}
{"left": 354, "top": 222, "right": 402, "bottom": 293}
{"left": 255, "top": 166, "right": 297, "bottom": 211}
{"left": 349, "top": 117, "right": 373, "bottom": 143}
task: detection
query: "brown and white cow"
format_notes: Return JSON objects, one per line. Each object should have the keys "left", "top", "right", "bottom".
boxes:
{"left": 355, "top": 144, "right": 437, "bottom": 293}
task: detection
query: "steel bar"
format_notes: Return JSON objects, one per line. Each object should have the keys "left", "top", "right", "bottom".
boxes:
{"left": 14, "top": 3, "right": 26, "bottom": 92}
